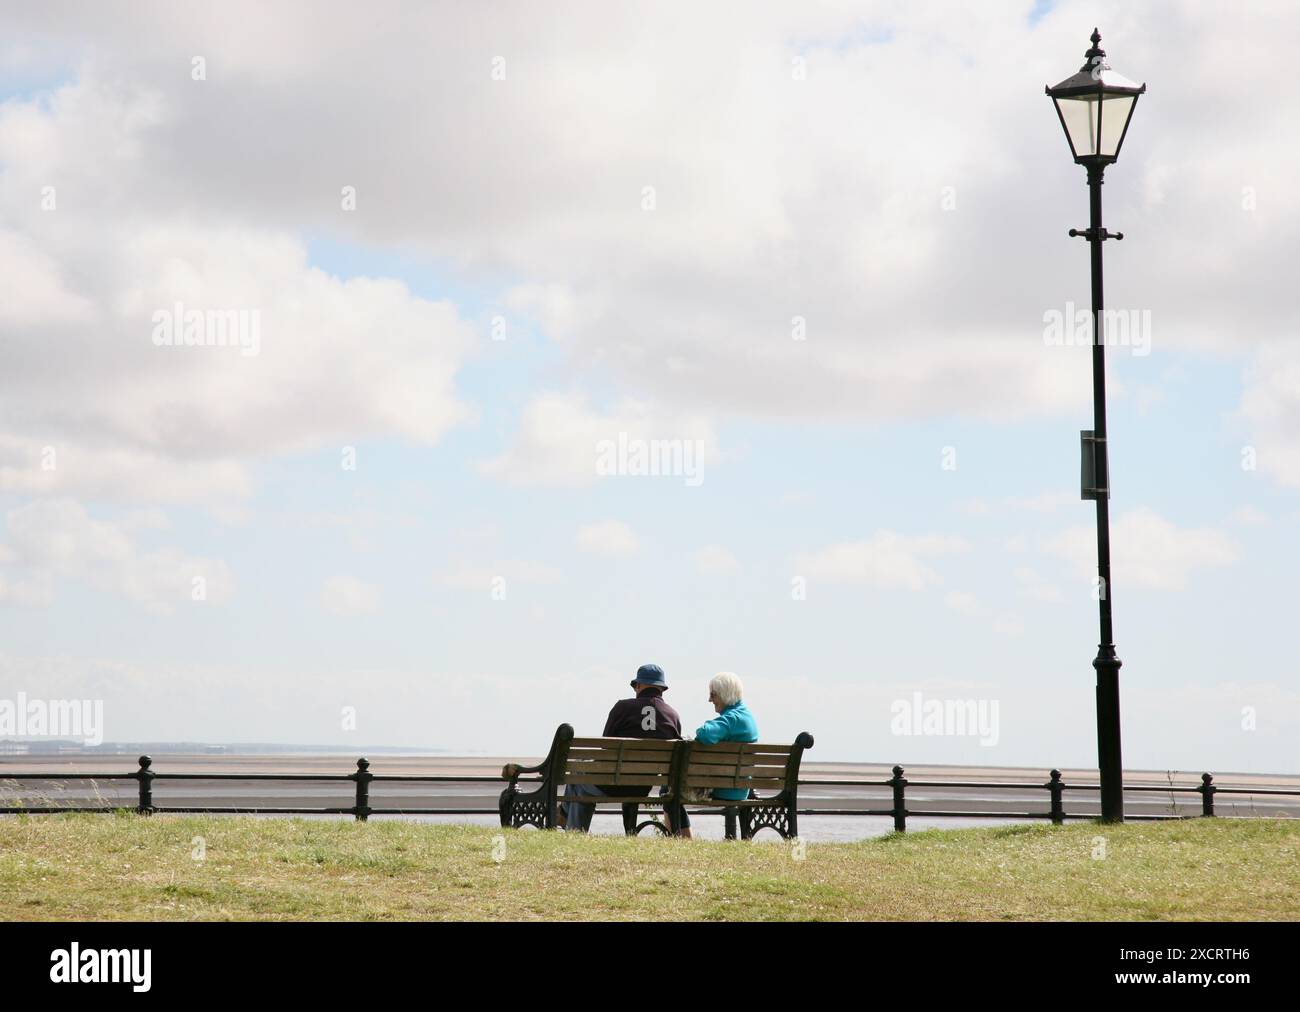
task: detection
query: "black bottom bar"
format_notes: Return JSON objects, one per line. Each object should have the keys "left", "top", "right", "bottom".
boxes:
{"left": 2, "top": 921, "right": 1282, "bottom": 996}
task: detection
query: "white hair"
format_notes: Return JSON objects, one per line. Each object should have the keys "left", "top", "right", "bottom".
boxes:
{"left": 709, "top": 671, "right": 744, "bottom": 708}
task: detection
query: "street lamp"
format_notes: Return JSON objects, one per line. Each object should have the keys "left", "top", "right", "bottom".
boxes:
{"left": 1046, "top": 29, "right": 1144, "bottom": 824}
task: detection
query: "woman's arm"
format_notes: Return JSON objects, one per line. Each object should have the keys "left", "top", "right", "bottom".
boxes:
{"left": 694, "top": 710, "right": 734, "bottom": 744}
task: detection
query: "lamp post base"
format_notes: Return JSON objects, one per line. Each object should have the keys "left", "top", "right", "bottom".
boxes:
{"left": 1094, "top": 646, "right": 1124, "bottom": 822}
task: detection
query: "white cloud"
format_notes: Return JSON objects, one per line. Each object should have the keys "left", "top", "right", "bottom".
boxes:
{"left": 319, "top": 575, "right": 380, "bottom": 616}
{"left": 0, "top": 435, "right": 253, "bottom": 504}
{"left": 696, "top": 544, "right": 740, "bottom": 574}
{"left": 1237, "top": 342, "right": 1300, "bottom": 490}
{"left": 118, "top": 508, "right": 170, "bottom": 532}
{"left": 1015, "top": 566, "right": 1064, "bottom": 603}
{"left": 943, "top": 589, "right": 1025, "bottom": 637}
{"left": 576, "top": 520, "right": 641, "bottom": 558}
{"left": 209, "top": 504, "right": 255, "bottom": 527}
{"left": 1047, "top": 507, "right": 1239, "bottom": 591}
{"left": 0, "top": 572, "right": 54, "bottom": 607}
{"left": 481, "top": 393, "right": 717, "bottom": 487}
{"left": 1232, "top": 506, "right": 1269, "bottom": 527}
{"left": 0, "top": 218, "right": 475, "bottom": 457}
{"left": 795, "top": 531, "right": 968, "bottom": 590}
{"left": 0, "top": 230, "right": 97, "bottom": 328}
{"left": 943, "top": 590, "right": 983, "bottom": 615}
{"left": 439, "top": 560, "right": 563, "bottom": 591}
{"left": 0, "top": 498, "right": 233, "bottom": 612}
{"left": 0, "top": 78, "right": 476, "bottom": 504}
{"left": 991, "top": 613, "right": 1026, "bottom": 637}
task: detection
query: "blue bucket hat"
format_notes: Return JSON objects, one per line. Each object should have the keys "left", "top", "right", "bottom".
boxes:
{"left": 630, "top": 663, "right": 667, "bottom": 689}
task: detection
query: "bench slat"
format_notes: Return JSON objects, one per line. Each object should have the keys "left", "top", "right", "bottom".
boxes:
{"left": 564, "top": 760, "right": 674, "bottom": 776}
{"left": 685, "top": 751, "right": 755, "bottom": 766}
{"left": 686, "top": 762, "right": 787, "bottom": 775}
{"left": 567, "top": 750, "right": 680, "bottom": 764}
{"left": 683, "top": 777, "right": 784, "bottom": 789}
{"left": 562, "top": 773, "right": 671, "bottom": 786}
{"left": 683, "top": 797, "right": 782, "bottom": 807}
{"left": 570, "top": 738, "right": 676, "bottom": 749}
{"left": 689, "top": 743, "right": 795, "bottom": 756}
{"left": 560, "top": 796, "right": 675, "bottom": 805}
{"left": 686, "top": 764, "right": 785, "bottom": 780}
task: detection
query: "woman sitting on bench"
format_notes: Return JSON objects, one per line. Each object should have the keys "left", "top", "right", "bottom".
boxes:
{"left": 664, "top": 671, "right": 759, "bottom": 838}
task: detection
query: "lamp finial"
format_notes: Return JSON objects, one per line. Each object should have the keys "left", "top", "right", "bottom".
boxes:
{"left": 1081, "top": 27, "right": 1108, "bottom": 72}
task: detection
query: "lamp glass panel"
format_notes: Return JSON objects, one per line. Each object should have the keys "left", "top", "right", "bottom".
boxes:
{"left": 1058, "top": 95, "right": 1100, "bottom": 156}
{"left": 1098, "top": 94, "right": 1135, "bottom": 157}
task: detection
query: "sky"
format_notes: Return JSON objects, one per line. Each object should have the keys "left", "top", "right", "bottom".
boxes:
{"left": 1, "top": 1, "right": 1298, "bottom": 772}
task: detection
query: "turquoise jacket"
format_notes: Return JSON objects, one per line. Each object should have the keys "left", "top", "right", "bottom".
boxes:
{"left": 695, "top": 701, "right": 758, "bottom": 801}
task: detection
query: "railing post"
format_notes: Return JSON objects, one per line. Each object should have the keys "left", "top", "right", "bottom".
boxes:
{"left": 1047, "top": 769, "right": 1065, "bottom": 825}
{"left": 136, "top": 755, "right": 154, "bottom": 815}
{"left": 888, "top": 765, "right": 907, "bottom": 833}
{"left": 353, "top": 758, "right": 372, "bottom": 822}
{"left": 1199, "top": 772, "right": 1215, "bottom": 817}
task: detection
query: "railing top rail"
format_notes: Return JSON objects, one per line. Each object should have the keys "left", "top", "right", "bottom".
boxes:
{"left": 0, "top": 772, "right": 141, "bottom": 780}
{"left": 151, "top": 773, "right": 356, "bottom": 781}
{"left": 881, "top": 780, "right": 1083, "bottom": 790}
{"left": 368, "top": 775, "right": 516, "bottom": 783}
{"left": 5, "top": 759, "right": 1300, "bottom": 807}
{"left": 3, "top": 772, "right": 1298, "bottom": 795}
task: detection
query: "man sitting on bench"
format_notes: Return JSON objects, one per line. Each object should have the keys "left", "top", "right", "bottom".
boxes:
{"left": 561, "top": 663, "right": 685, "bottom": 832}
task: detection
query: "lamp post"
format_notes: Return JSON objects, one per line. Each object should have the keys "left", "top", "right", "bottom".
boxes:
{"left": 1046, "top": 29, "right": 1145, "bottom": 823}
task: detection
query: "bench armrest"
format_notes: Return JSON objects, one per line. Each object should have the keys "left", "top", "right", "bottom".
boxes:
{"left": 500, "top": 723, "right": 577, "bottom": 788}
{"left": 500, "top": 759, "right": 547, "bottom": 785}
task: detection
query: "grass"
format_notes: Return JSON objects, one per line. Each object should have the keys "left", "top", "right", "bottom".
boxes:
{"left": 0, "top": 813, "right": 1296, "bottom": 921}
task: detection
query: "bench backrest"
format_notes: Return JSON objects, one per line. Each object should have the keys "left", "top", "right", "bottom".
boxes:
{"left": 537, "top": 727, "right": 813, "bottom": 802}
{"left": 560, "top": 736, "right": 678, "bottom": 790}
{"left": 682, "top": 740, "right": 800, "bottom": 797}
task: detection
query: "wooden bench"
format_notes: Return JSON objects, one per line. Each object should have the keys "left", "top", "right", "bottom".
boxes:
{"left": 498, "top": 723, "right": 814, "bottom": 839}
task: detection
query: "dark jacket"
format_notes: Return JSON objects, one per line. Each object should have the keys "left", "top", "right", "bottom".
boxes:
{"left": 597, "top": 687, "right": 682, "bottom": 799}
{"left": 603, "top": 687, "right": 683, "bottom": 740}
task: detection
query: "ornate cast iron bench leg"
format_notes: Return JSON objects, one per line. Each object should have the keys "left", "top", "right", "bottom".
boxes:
{"left": 498, "top": 785, "right": 516, "bottom": 828}
{"left": 497, "top": 724, "right": 574, "bottom": 831}
{"left": 739, "top": 796, "right": 795, "bottom": 839}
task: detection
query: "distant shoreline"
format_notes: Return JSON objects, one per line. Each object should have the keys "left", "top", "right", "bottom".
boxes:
{"left": 0, "top": 740, "right": 455, "bottom": 755}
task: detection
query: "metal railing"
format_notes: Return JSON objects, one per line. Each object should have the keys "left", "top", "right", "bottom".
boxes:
{"left": 816, "top": 766, "right": 1300, "bottom": 830}
{"left": 3, "top": 756, "right": 1298, "bottom": 830}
